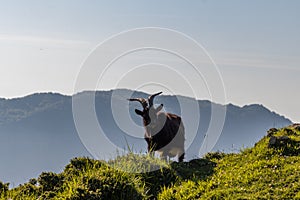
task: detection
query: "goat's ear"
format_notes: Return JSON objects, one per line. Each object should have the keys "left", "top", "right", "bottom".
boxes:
{"left": 135, "top": 109, "right": 143, "bottom": 116}
{"left": 156, "top": 104, "right": 163, "bottom": 112}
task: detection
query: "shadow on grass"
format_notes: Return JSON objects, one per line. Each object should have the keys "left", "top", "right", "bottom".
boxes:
{"left": 140, "top": 158, "right": 216, "bottom": 198}
{"left": 170, "top": 158, "right": 216, "bottom": 181}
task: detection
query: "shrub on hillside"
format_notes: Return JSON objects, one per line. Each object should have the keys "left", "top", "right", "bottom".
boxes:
{"left": 64, "top": 157, "right": 103, "bottom": 176}
{"left": 0, "top": 181, "right": 9, "bottom": 195}
{"left": 204, "top": 152, "right": 227, "bottom": 160}
{"left": 38, "top": 172, "right": 64, "bottom": 192}
{"left": 68, "top": 167, "right": 146, "bottom": 200}
{"left": 13, "top": 182, "right": 40, "bottom": 198}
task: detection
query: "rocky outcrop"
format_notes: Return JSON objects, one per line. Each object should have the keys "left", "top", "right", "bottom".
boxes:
{"left": 267, "top": 125, "right": 300, "bottom": 156}
{"left": 267, "top": 128, "right": 278, "bottom": 137}
{"left": 268, "top": 135, "right": 291, "bottom": 148}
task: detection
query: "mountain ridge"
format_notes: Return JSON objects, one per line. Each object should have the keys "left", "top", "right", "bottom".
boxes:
{"left": 0, "top": 89, "right": 291, "bottom": 124}
{"left": 0, "top": 89, "right": 292, "bottom": 123}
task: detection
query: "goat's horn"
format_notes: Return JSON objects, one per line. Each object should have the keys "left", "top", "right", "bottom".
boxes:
{"left": 148, "top": 92, "right": 162, "bottom": 107}
{"left": 127, "top": 98, "right": 148, "bottom": 109}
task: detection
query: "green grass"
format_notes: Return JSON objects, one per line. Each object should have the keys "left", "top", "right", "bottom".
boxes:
{"left": 159, "top": 126, "right": 300, "bottom": 199}
{"left": 1, "top": 125, "right": 300, "bottom": 199}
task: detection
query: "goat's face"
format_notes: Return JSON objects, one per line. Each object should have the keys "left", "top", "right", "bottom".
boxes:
{"left": 128, "top": 92, "right": 163, "bottom": 128}
{"left": 135, "top": 104, "right": 163, "bottom": 127}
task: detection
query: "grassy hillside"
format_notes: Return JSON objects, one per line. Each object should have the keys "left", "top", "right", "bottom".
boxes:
{"left": 1, "top": 124, "right": 299, "bottom": 199}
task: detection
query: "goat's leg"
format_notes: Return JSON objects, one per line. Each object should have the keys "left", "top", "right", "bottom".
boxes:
{"left": 178, "top": 153, "right": 185, "bottom": 162}
{"left": 148, "top": 148, "right": 155, "bottom": 157}
{"left": 149, "top": 151, "right": 155, "bottom": 157}
{"left": 160, "top": 153, "right": 168, "bottom": 162}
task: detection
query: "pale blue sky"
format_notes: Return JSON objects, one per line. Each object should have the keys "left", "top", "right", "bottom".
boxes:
{"left": 0, "top": 0, "right": 299, "bottom": 122}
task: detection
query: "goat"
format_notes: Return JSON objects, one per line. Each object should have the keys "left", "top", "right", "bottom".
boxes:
{"left": 128, "top": 92, "right": 185, "bottom": 162}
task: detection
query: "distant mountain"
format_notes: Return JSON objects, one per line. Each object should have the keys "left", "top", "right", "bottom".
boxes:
{"left": 0, "top": 89, "right": 291, "bottom": 186}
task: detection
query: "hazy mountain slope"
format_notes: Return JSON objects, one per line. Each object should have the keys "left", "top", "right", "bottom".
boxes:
{"left": 0, "top": 90, "right": 292, "bottom": 185}
{"left": 0, "top": 94, "right": 91, "bottom": 186}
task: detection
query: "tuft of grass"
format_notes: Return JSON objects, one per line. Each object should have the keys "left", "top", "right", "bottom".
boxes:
{"left": 1, "top": 125, "right": 300, "bottom": 199}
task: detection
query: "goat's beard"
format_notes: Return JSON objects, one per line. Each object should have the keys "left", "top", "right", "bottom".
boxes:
{"left": 145, "top": 113, "right": 167, "bottom": 136}
{"left": 146, "top": 121, "right": 165, "bottom": 137}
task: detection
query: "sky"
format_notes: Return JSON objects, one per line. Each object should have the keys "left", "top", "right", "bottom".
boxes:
{"left": 0, "top": 0, "right": 299, "bottom": 122}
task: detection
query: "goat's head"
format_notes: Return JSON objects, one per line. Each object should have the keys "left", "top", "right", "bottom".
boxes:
{"left": 128, "top": 92, "right": 163, "bottom": 127}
